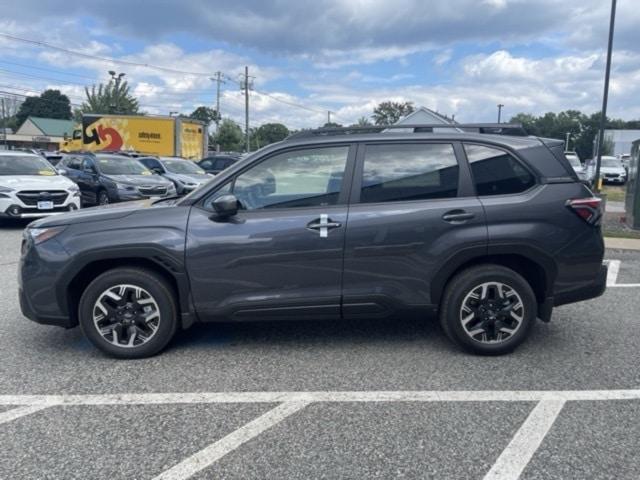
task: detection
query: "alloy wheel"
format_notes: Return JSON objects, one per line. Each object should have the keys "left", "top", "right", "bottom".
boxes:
{"left": 92, "top": 284, "right": 161, "bottom": 348}
{"left": 459, "top": 281, "right": 524, "bottom": 344}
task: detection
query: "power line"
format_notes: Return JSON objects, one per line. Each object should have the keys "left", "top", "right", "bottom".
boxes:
{"left": 0, "top": 33, "right": 216, "bottom": 77}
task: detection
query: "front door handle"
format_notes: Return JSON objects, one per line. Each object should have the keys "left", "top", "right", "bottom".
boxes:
{"left": 307, "top": 214, "right": 342, "bottom": 237}
{"left": 442, "top": 210, "right": 475, "bottom": 223}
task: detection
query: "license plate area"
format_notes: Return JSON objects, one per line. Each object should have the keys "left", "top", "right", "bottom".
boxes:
{"left": 37, "top": 201, "right": 54, "bottom": 210}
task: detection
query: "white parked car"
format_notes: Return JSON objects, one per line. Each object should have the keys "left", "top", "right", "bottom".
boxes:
{"left": 564, "top": 151, "right": 588, "bottom": 182}
{"left": 0, "top": 151, "right": 81, "bottom": 220}
{"left": 585, "top": 155, "right": 627, "bottom": 185}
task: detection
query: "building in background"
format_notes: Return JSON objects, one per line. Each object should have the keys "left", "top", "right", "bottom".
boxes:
{"left": 604, "top": 129, "right": 640, "bottom": 156}
{"left": 392, "top": 106, "right": 458, "bottom": 130}
{"left": 0, "top": 116, "right": 75, "bottom": 151}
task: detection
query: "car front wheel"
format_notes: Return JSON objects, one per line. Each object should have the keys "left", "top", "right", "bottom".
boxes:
{"left": 439, "top": 265, "right": 536, "bottom": 355}
{"left": 78, "top": 268, "right": 178, "bottom": 358}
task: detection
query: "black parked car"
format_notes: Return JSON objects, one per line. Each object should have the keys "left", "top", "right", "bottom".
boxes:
{"left": 58, "top": 153, "right": 176, "bottom": 205}
{"left": 20, "top": 124, "right": 606, "bottom": 358}
{"left": 198, "top": 154, "right": 240, "bottom": 175}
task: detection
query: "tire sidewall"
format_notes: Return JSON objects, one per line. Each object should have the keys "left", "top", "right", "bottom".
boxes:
{"left": 98, "top": 190, "right": 109, "bottom": 205}
{"left": 441, "top": 266, "right": 536, "bottom": 355}
{"left": 78, "top": 268, "right": 177, "bottom": 359}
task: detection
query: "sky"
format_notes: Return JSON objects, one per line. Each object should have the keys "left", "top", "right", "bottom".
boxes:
{"left": 1, "top": 0, "right": 639, "bottom": 130}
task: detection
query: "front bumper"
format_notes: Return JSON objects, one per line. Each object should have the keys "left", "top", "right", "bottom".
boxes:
{"left": 0, "top": 196, "right": 81, "bottom": 219}
{"left": 553, "top": 264, "right": 608, "bottom": 307}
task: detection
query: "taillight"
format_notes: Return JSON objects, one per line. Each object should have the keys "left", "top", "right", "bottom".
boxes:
{"left": 566, "top": 197, "right": 603, "bottom": 225}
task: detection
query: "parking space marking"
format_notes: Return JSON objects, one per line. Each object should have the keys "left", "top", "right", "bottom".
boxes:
{"left": 1, "top": 389, "right": 640, "bottom": 406}
{"left": 153, "top": 401, "right": 310, "bottom": 480}
{"left": 0, "top": 405, "right": 50, "bottom": 425}
{"left": 605, "top": 260, "right": 640, "bottom": 288}
{"left": 483, "top": 399, "right": 565, "bottom": 480}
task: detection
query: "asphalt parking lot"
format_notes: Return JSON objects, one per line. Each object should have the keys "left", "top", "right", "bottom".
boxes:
{"left": 1, "top": 220, "right": 639, "bottom": 479}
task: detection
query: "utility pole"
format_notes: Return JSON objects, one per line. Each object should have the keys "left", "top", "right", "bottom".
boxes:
{"left": 240, "top": 66, "right": 253, "bottom": 153}
{"left": 594, "top": 0, "right": 617, "bottom": 194}
{"left": 565, "top": 132, "right": 571, "bottom": 151}
{"left": 327, "top": 111, "right": 332, "bottom": 125}
{"left": 108, "top": 70, "right": 126, "bottom": 114}
{"left": 497, "top": 104, "right": 504, "bottom": 123}
{"left": 210, "top": 72, "right": 225, "bottom": 131}
{"left": 1, "top": 97, "right": 6, "bottom": 149}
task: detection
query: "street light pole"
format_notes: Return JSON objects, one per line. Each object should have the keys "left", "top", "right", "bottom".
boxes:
{"left": 108, "top": 70, "right": 126, "bottom": 114}
{"left": 565, "top": 132, "right": 571, "bottom": 151}
{"left": 594, "top": 0, "right": 617, "bottom": 194}
{"left": 497, "top": 104, "right": 504, "bottom": 123}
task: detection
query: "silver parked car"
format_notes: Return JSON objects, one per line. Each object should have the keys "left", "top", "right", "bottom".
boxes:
{"left": 138, "top": 156, "right": 212, "bottom": 195}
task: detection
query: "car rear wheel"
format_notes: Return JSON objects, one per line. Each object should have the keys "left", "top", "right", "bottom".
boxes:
{"left": 439, "top": 265, "right": 536, "bottom": 355}
{"left": 78, "top": 268, "right": 178, "bottom": 359}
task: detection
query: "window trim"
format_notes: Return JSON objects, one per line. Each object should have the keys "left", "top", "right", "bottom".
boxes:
{"left": 199, "top": 143, "right": 357, "bottom": 212}
{"left": 349, "top": 141, "right": 463, "bottom": 206}
{"left": 461, "top": 142, "right": 539, "bottom": 198}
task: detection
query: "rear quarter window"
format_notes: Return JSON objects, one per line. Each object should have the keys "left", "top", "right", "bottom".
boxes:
{"left": 464, "top": 144, "right": 536, "bottom": 196}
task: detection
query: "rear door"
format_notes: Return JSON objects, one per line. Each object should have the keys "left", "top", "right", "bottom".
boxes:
{"left": 342, "top": 141, "right": 487, "bottom": 316}
{"left": 186, "top": 144, "right": 356, "bottom": 321}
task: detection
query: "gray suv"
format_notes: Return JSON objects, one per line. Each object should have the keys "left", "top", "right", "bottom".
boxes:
{"left": 19, "top": 124, "right": 607, "bottom": 358}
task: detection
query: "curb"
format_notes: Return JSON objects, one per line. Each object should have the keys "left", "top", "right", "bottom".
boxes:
{"left": 605, "top": 237, "right": 640, "bottom": 251}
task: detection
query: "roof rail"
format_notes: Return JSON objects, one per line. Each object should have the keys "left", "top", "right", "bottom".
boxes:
{"left": 286, "top": 123, "right": 527, "bottom": 140}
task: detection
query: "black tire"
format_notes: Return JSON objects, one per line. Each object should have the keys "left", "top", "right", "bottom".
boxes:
{"left": 439, "top": 265, "right": 536, "bottom": 355}
{"left": 78, "top": 268, "right": 178, "bottom": 359}
{"left": 97, "top": 189, "right": 109, "bottom": 205}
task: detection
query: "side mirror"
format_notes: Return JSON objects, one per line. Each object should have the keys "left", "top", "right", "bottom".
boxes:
{"left": 152, "top": 167, "right": 163, "bottom": 174}
{"left": 57, "top": 168, "right": 68, "bottom": 175}
{"left": 212, "top": 194, "right": 239, "bottom": 218}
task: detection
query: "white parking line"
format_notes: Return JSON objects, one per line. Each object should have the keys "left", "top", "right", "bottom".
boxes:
{"left": 153, "top": 401, "right": 310, "bottom": 480}
{"left": 0, "top": 405, "right": 50, "bottom": 425}
{"left": 1, "top": 389, "right": 640, "bottom": 406}
{"left": 606, "top": 260, "right": 640, "bottom": 288}
{"left": 483, "top": 400, "right": 565, "bottom": 480}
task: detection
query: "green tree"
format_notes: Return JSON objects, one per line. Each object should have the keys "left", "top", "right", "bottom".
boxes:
{"left": 81, "top": 81, "right": 139, "bottom": 115}
{"left": 213, "top": 119, "right": 244, "bottom": 152}
{"left": 255, "top": 123, "right": 289, "bottom": 146}
{"left": 15, "top": 89, "right": 72, "bottom": 125}
{"left": 371, "top": 101, "right": 415, "bottom": 125}
{"left": 356, "top": 116, "right": 372, "bottom": 126}
{"left": 189, "top": 106, "right": 219, "bottom": 125}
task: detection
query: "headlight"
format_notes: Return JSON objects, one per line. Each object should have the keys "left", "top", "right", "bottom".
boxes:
{"left": 68, "top": 185, "right": 79, "bottom": 192}
{"left": 0, "top": 186, "right": 13, "bottom": 193}
{"left": 29, "top": 226, "right": 67, "bottom": 245}
{"left": 115, "top": 183, "right": 137, "bottom": 191}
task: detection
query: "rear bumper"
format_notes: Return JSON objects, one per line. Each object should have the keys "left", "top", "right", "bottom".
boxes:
{"left": 553, "top": 264, "right": 608, "bottom": 307}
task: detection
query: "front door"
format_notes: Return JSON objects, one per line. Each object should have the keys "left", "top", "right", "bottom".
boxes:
{"left": 186, "top": 144, "right": 355, "bottom": 321}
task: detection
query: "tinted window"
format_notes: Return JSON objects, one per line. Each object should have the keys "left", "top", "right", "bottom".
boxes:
{"left": 65, "top": 156, "right": 82, "bottom": 170}
{"left": 360, "top": 143, "right": 459, "bottom": 203}
{"left": 82, "top": 158, "right": 96, "bottom": 172}
{"left": 199, "top": 159, "right": 212, "bottom": 169}
{"left": 465, "top": 145, "right": 535, "bottom": 196}
{"left": 213, "top": 159, "right": 226, "bottom": 170}
{"left": 231, "top": 146, "right": 349, "bottom": 210}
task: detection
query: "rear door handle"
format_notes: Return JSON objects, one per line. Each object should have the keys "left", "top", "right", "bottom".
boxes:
{"left": 442, "top": 210, "right": 475, "bottom": 223}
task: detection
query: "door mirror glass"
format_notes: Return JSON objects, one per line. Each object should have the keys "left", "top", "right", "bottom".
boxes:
{"left": 212, "top": 194, "right": 239, "bottom": 217}
{"left": 56, "top": 168, "right": 68, "bottom": 175}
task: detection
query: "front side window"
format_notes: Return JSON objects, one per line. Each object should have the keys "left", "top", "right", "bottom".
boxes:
{"left": 161, "top": 159, "right": 205, "bottom": 174}
{"left": 231, "top": 146, "right": 349, "bottom": 210}
{"left": 465, "top": 144, "right": 535, "bottom": 196}
{"left": 360, "top": 143, "right": 459, "bottom": 203}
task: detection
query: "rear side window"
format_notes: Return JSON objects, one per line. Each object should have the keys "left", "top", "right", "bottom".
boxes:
{"left": 465, "top": 144, "right": 535, "bottom": 196}
{"left": 360, "top": 143, "right": 459, "bottom": 203}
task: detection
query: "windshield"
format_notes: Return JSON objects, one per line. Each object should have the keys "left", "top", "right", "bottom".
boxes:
{"left": 602, "top": 158, "right": 622, "bottom": 168}
{"left": 96, "top": 156, "right": 152, "bottom": 175}
{"left": 0, "top": 155, "right": 58, "bottom": 176}
{"left": 161, "top": 159, "right": 205, "bottom": 174}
